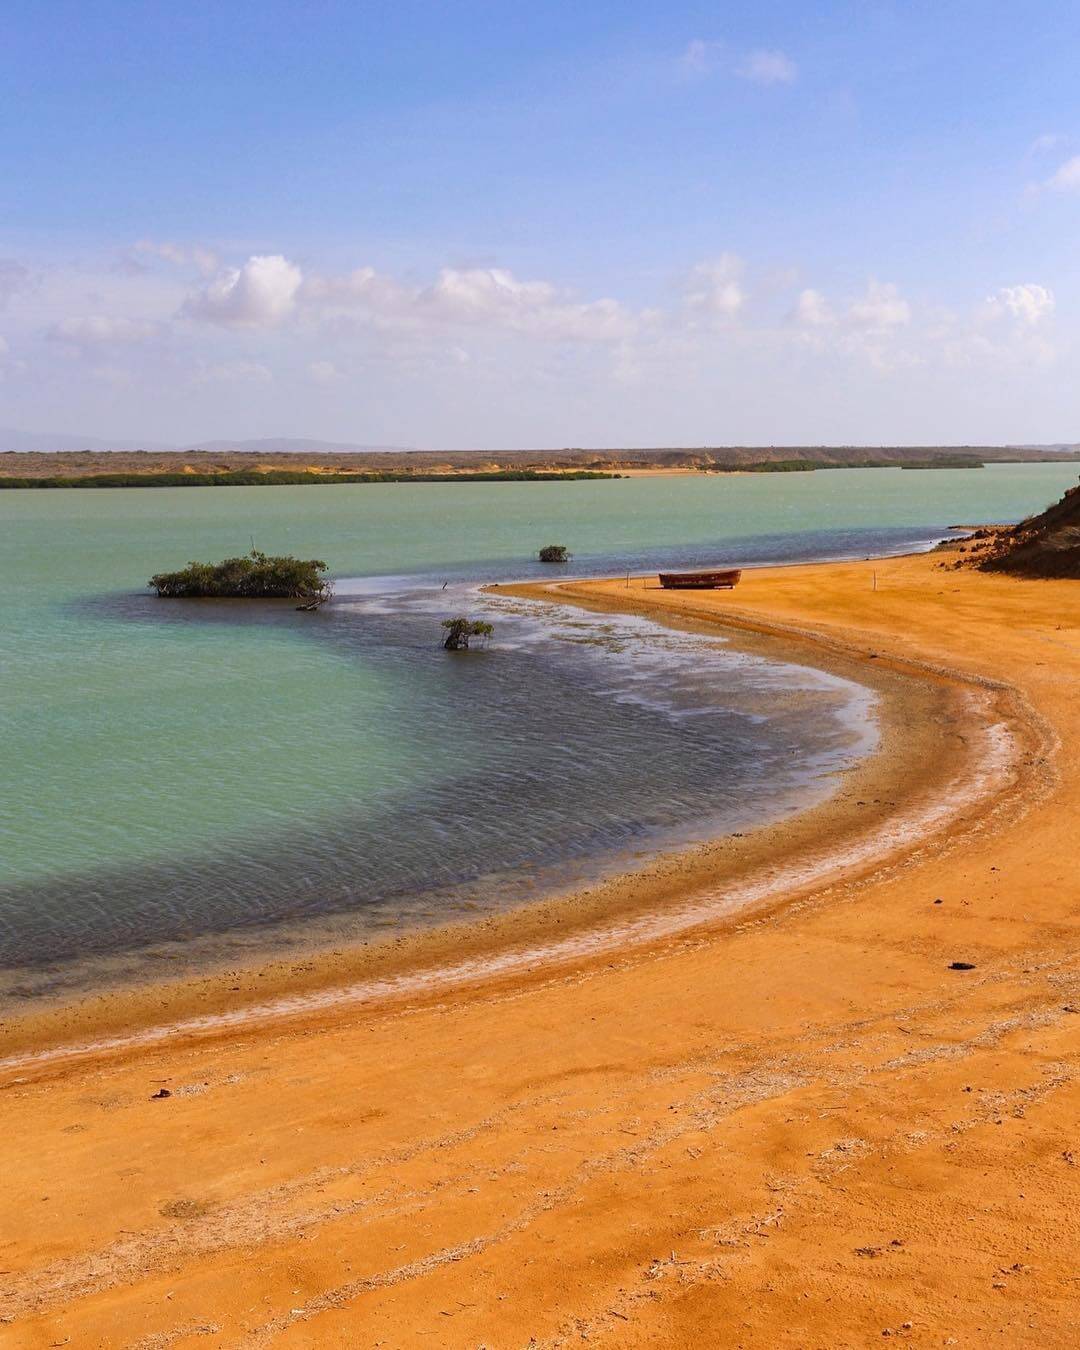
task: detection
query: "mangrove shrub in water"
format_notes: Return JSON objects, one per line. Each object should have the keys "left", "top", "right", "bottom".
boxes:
{"left": 442, "top": 617, "right": 494, "bottom": 650}
{"left": 538, "top": 544, "right": 570, "bottom": 563}
{"left": 149, "top": 551, "right": 332, "bottom": 600}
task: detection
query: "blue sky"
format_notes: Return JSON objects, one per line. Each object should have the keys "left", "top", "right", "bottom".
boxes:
{"left": 2, "top": 1, "right": 1079, "bottom": 447}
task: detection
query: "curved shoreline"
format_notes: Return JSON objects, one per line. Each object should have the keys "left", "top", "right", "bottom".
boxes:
{"left": 0, "top": 565, "right": 1042, "bottom": 1073}
{"left": 7, "top": 551, "right": 1080, "bottom": 1347}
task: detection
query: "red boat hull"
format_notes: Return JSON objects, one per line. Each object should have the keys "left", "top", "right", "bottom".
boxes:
{"left": 658, "top": 569, "right": 742, "bottom": 590}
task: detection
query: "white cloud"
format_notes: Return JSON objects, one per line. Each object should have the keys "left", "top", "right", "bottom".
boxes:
{"left": 1046, "top": 155, "right": 1080, "bottom": 192}
{"left": 789, "top": 280, "right": 915, "bottom": 360}
{"left": 680, "top": 41, "right": 797, "bottom": 85}
{"left": 139, "top": 240, "right": 186, "bottom": 265}
{"left": 306, "top": 263, "right": 642, "bottom": 342}
{"left": 847, "top": 281, "right": 910, "bottom": 330}
{"left": 428, "top": 267, "right": 639, "bottom": 340}
{"left": 679, "top": 38, "right": 721, "bottom": 77}
{"left": 430, "top": 268, "right": 559, "bottom": 325}
{"left": 17, "top": 240, "right": 1067, "bottom": 434}
{"left": 47, "top": 315, "right": 160, "bottom": 347}
{"left": 985, "top": 283, "right": 1054, "bottom": 326}
{"left": 738, "top": 49, "right": 797, "bottom": 85}
{"left": 135, "top": 240, "right": 219, "bottom": 276}
{"left": 303, "top": 266, "right": 409, "bottom": 311}
{"left": 684, "top": 255, "right": 744, "bottom": 320}
{"left": 793, "top": 288, "right": 834, "bottom": 326}
{"left": 183, "top": 254, "right": 303, "bottom": 327}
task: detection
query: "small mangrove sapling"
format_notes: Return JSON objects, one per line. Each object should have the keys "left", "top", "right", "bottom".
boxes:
{"left": 442, "top": 617, "right": 494, "bottom": 651}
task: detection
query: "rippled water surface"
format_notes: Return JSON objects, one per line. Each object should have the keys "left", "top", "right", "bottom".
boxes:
{"left": 1, "top": 464, "right": 1075, "bottom": 998}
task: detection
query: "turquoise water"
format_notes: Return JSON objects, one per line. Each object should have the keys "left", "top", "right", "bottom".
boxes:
{"left": 0, "top": 463, "right": 1075, "bottom": 997}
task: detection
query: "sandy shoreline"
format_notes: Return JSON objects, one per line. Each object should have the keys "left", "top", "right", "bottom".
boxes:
{"left": 4, "top": 550, "right": 1079, "bottom": 1347}
{"left": 1, "top": 564, "right": 1002, "bottom": 1066}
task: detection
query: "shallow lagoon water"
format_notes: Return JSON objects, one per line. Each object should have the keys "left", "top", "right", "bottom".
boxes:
{"left": 0, "top": 463, "right": 1075, "bottom": 998}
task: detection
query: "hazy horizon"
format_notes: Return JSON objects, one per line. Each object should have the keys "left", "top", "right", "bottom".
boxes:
{"left": 4, "top": 425, "right": 1080, "bottom": 458}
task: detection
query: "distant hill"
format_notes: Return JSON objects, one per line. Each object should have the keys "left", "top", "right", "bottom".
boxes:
{"left": 3, "top": 425, "right": 1080, "bottom": 464}
{"left": 0, "top": 426, "right": 174, "bottom": 454}
{"left": 182, "top": 438, "right": 415, "bottom": 455}
{"left": 0, "top": 428, "right": 411, "bottom": 455}
{"left": 2, "top": 432, "right": 1080, "bottom": 485}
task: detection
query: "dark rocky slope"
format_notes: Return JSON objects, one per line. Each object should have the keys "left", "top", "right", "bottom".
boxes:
{"left": 957, "top": 479, "right": 1080, "bottom": 578}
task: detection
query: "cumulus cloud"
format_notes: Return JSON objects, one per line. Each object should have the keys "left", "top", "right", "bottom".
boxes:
{"left": 985, "top": 283, "right": 1054, "bottom": 326}
{"left": 683, "top": 255, "right": 744, "bottom": 320}
{"left": 27, "top": 239, "right": 1063, "bottom": 415}
{"left": 48, "top": 315, "right": 160, "bottom": 347}
{"left": 738, "top": 49, "right": 797, "bottom": 85}
{"left": 847, "top": 281, "right": 910, "bottom": 330}
{"left": 429, "top": 267, "right": 639, "bottom": 339}
{"left": 1045, "top": 155, "right": 1080, "bottom": 192}
{"left": 793, "top": 288, "right": 834, "bottom": 326}
{"left": 303, "top": 265, "right": 409, "bottom": 311}
{"left": 306, "top": 263, "right": 642, "bottom": 342}
{"left": 430, "top": 267, "right": 556, "bottom": 321}
{"left": 789, "top": 280, "right": 916, "bottom": 360}
{"left": 183, "top": 254, "right": 303, "bottom": 327}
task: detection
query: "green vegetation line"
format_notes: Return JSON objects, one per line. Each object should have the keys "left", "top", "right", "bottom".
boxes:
{"left": 0, "top": 468, "right": 619, "bottom": 488}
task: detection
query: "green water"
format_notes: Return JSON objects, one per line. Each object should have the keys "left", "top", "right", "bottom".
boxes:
{"left": 5, "top": 462, "right": 1073, "bottom": 593}
{"left": 0, "top": 463, "right": 1075, "bottom": 985}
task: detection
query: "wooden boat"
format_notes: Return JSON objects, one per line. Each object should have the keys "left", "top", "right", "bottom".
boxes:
{"left": 658, "top": 568, "right": 742, "bottom": 590}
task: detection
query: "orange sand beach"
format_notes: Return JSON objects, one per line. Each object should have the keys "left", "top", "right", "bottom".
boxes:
{"left": 3, "top": 549, "right": 1080, "bottom": 1347}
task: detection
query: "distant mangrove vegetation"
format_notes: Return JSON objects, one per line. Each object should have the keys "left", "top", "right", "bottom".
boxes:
{"left": 0, "top": 468, "right": 619, "bottom": 489}
{"left": 704, "top": 456, "right": 986, "bottom": 473}
{"left": 0, "top": 456, "right": 995, "bottom": 491}
{"left": 149, "top": 552, "right": 332, "bottom": 601}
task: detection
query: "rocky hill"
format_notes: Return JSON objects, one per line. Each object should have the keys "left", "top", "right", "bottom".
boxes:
{"left": 956, "top": 478, "right": 1080, "bottom": 578}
